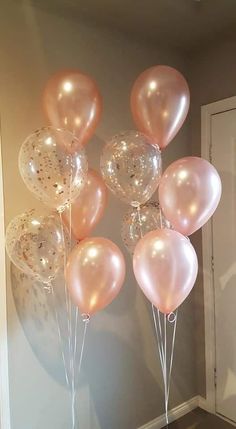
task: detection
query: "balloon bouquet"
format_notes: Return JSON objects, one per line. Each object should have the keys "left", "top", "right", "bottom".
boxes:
{"left": 5, "top": 71, "right": 126, "bottom": 428}
{"left": 101, "top": 65, "right": 222, "bottom": 425}
{"left": 5, "top": 66, "right": 222, "bottom": 428}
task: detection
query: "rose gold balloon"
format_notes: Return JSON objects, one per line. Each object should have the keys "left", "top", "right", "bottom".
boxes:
{"left": 66, "top": 237, "right": 126, "bottom": 316}
{"left": 159, "top": 157, "right": 222, "bottom": 236}
{"left": 133, "top": 229, "right": 198, "bottom": 314}
{"left": 131, "top": 65, "right": 190, "bottom": 150}
{"left": 43, "top": 70, "right": 102, "bottom": 148}
{"left": 63, "top": 169, "right": 108, "bottom": 240}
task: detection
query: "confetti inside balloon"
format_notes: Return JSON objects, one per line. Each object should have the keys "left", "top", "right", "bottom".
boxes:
{"left": 6, "top": 210, "right": 67, "bottom": 283}
{"left": 18, "top": 127, "right": 88, "bottom": 211}
{"left": 121, "top": 201, "right": 170, "bottom": 254}
{"left": 100, "top": 131, "right": 162, "bottom": 207}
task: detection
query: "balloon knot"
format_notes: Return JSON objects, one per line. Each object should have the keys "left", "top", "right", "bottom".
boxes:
{"left": 82, "top": 313, "right": 90, "bottom": 323}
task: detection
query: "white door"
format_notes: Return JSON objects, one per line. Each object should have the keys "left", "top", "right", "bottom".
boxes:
{"left": 211, "top": 108, "right": 236, "bottom": 423}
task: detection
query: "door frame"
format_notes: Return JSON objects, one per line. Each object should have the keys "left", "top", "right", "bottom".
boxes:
{"left": 201, "top": 95, "right": 236, "bottom": 418}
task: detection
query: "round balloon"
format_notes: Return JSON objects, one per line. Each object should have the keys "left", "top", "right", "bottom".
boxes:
{"left": 19, "top": 127, "right": 88, "bottom": 211}
{"left": 43, "top": 70, "right": 102, "bottom": 148}
{"left": 62, "top": 169, "right": 107, "bottom": 240}
{"left": 159, "top": 156, "right": 222, "bottom": 236}
{"left": 6, "top": 210, "right": 67, "bottom": 283}
{"left": 100, "top": 131, "right": 162, "bottom": 207}
{"left": 66, "top": 237, "right": 126, "bottom": 316}
{"left": 131, "top": 65, "right": 190, "bottom": 150}
{"left": 121, "top": 201, "right": 170, "bottom": 254}
{"left": 133, "top": 229, "right": 198, "bottom": 314}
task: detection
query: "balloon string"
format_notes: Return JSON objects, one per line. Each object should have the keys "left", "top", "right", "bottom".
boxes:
{"left": 152, "top": 304, "right": 164, "bottom": 373}
{"left": 72, "top": 317, "right": 90, "bottom": 429}
{"left": 152, "top": 309, "right": 178, "bottom": 428}
{"left": 78, "top": 317, "right": 89, "bottom": 374}
{"left": 137, "top": 205, "right": 143, "bottom": 239}
{"left": 59, "top": 211, "right": 70, "bottom": 341}
{"left": 157, "top": 309, "right": 165, "bottom": 362}
{"left": 68, "top": 171, "right": 74, "bottom": 382}
{"left": 167, "top": 310, "right": 178, "bottom": 403}
{"left": 163, "top": 314, "right": 168, "bottom": 427}
{"left": 137, "top": 200, "right": 170, "bottom": 426}
{"left": 68, "top": 161, "right": 77, "bottom": 429}
{"left": 74, "top": 308, "right": 79, "bottom": 363}
{"left": 50, "top": 282, "right": 70, "bottom": 387}
{"left": 59, "top": 209, "right": 75, "bottom": 424}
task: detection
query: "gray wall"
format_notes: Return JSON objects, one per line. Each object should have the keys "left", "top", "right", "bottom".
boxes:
{"left": 188, "top": 36, "right": 236, "bottom": 397}
{"left": 0, "top": 1, "right": 196, "bottom": 428}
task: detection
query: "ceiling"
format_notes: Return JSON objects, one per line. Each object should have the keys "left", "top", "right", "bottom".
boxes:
{"left": 29, "top": 0, "right": 236, "bottom": 52}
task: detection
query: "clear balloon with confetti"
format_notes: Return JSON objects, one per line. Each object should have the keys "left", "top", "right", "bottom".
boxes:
{"left": 18, "top": 127, "right": 88, "bottom": 212}
{"left": 121, "top": 201, "right": 170, "bottom": 254}
{"left": 6, "top": 210, "right": 68, "bottom": 284}
{"left": 100, "top": 131, "right": 162, "bottom": 207}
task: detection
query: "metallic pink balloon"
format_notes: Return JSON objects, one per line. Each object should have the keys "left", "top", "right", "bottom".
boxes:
{"left": 131, "top": 65, "right": 190, "bottom": 150}
{"left": 43, "top": 70, "right": 102, "bottom": 148}
{"left": 66, "top": 237, "right": 126, "bottom": 316}
{"left": 133, "top": 229, "right": 198, "bottom": 314}
{"left": 63, "top": 169, "right": 108, "bottom": 240}
{"left": 159, "top": 157, "right": 222, "bottom": 236}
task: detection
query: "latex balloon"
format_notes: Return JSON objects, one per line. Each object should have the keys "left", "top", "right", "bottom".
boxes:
{"left": 63, "top": 169, "right": 107, "bottom": 240}
{"left": 121, "top": 201, "right": 170, "bottom": 254}
{"left": 6, "top": 210, "right": 67, "bottom": 283}
{"left": 131, "top": 65, "right": 190, "bottom": 150}
{"left": 159, "top": 156, "right": 222, "bottom": 236}
{"left": 66, "top": 237, "right": 126, "bottom": 316}
{"left": 133, "top": 229, "right": 198, "bottom": 314}
{"left": 19, "top": 127, "right": 88, "bottom": 211}
{"left": 100, "top": 130, "right": 162, "bottom": 207}
{"left": 43, "top": 70, "right": 102, "bottom": 148}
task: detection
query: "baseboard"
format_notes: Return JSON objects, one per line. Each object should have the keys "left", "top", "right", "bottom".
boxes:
{"left": 138, "top": 396, "right": 199, "bottom": 429}
{"left": 198, "top": 395, "right": 210, "bottom": 412}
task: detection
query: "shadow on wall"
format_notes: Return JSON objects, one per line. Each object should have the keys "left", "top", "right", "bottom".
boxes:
{"left": 11, "top": 262, "right": 165, "bottom": 429}
{"left": 83, "top": 329, "right": 162, "bottom": 429}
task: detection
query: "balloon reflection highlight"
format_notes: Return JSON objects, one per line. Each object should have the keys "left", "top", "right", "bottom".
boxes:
{"left": 63, "top": 169, "right": 107, "bottom": 240}
{"left": 133, "top": 229, "right": 198, "bottom": 314}
{"left": 159, "top": 156, "right": 222, "bottom": 235}
{"left": 131, "top": 65, "right": 190, "bottom": 150}
{"left": 66, "top": 237, "right": 126, "bottom": 316}
{"left": 43, "top": 70, "right": 102, "bottom": 148}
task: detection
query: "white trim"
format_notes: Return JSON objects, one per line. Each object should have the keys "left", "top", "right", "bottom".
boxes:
{"left": 201, "top": 95, "right": 236, "bottom": 416}
{"left": 198, "top": 395, "right": 209, "bottom": 412}
{"left": 138, "top": 395, "right": 236, "bottom": 429}
{"left": 137, "top": 396, "right": 199, "bottom": 429}
{"left": 0, "top": 124, "right": 11, "bottom": 428}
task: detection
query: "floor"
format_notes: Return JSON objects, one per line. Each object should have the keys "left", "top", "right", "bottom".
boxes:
{"left": 165, "top": 408, "right": 234, "bottom": 428}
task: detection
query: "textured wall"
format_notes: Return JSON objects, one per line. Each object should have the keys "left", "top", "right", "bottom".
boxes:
{"left": 0, "top": 1, "right": 196, "bottom": 428}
